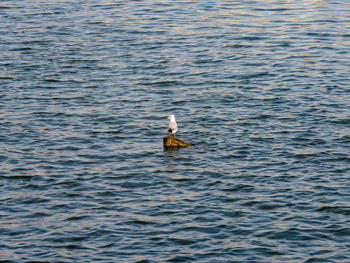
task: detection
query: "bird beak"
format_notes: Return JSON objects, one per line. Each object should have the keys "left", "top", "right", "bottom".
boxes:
{"left": 167, "top": 115, "right": 170, "bottom": 119}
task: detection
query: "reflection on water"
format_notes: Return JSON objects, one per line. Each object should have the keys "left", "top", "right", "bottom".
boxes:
{"left": 164, "top": 146, "right": 184, "bottom": 153}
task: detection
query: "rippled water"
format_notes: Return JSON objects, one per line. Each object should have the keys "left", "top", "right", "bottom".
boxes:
{"left": 1, "top": 1, "right": 350, "bottom": 262}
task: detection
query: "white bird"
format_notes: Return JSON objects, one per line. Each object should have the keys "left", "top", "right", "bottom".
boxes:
{"left": 167, "top": 115, "right": 178, "bottom": 137}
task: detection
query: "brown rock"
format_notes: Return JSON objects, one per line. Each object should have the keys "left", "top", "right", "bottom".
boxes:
{"left": 163, "top": 136, "right": 192, "bottom": 148}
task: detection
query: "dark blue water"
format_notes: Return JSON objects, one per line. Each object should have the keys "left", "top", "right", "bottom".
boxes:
{"left": 1, "top": 1, "right": 350, "bottom": 262}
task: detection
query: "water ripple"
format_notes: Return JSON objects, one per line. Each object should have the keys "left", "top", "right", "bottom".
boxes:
{"left": 1, "top": 0, "right": 350, "bottom": 262}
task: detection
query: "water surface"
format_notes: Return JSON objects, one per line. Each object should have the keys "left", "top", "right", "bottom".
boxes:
{"left": 1, "top": 1, "right": 350, "bottom": 262}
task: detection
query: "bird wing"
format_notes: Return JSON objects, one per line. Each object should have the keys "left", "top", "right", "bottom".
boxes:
{"left": 169, "top": 120, "right": 177, "bottom": 132}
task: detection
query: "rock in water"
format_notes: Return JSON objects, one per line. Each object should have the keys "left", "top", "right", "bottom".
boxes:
{"left": 163, "top": 137, "right": 192, "bottom": 148}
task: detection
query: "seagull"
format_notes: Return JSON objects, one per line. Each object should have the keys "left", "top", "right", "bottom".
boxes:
{"left": 167, "top": 115, "right": 178, "bottom": 137}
